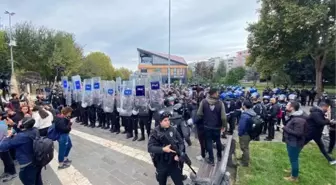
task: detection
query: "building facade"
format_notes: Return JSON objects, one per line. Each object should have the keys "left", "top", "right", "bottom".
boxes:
{"left": 235, "top": 50, "right": 249, "bottom": 67}
{"left": 137, "top": 48, "right": 188, "bottom": 83}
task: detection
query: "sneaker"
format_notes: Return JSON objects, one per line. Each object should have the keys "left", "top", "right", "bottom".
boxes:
{"left": 284, "top": 176, "right": 298, "bottom": 182}
{"left": 182, "top": 174, "right": 188, "bottom": 181}
{"left": 196, "top": 155, "right": 204, "bottom": 161}
{"left": 0, "top": 173, "right": 7, "bottom": 179}
{"left": 205, "top": 158, "right": 214, "bottom": 166}
{"left": 329, "top": 160, "right": 336, "bottom": 165}
{"left": 64, "top": 159, "right": 72, "bottom": 164}
{"left": 58, "top": 163, "right": 71, "bottom": 170}
{"left": 2, "top": 174, "right": 17, "bottom": 182}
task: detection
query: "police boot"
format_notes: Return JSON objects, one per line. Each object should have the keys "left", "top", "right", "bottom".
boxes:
{"left": 138, "top": 133, "right": 145, "bottom": 141}
{"left": 132, "top": 134, "right": 138, "bottom": 141}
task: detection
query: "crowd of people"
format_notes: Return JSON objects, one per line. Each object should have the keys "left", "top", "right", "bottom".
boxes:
{"left": 0, "top": 81, "right": 334, "bottom": 185}
{"left": 0, "top": 92, "right": 74, "bottom": 184}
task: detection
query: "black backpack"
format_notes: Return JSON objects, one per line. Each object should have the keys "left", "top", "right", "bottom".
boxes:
{"left": 247, "top": 114, "right": 263, "bottom": 140}
{"left": 253, "top": 104, "right": 266, "bottom": 120}
{"left": 30, "top": 135, "right": 54, "bottom": 167}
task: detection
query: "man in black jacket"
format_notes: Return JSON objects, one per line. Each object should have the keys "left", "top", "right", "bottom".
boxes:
{"left": 197, "top": 88, "right": 227, "bottom": 165}
{"left": 304, "top": 102, "right": 336, "bottom": 165}
{"left": 265, "top": 98, "right": 280, "bottom": 141}
{"left": 148, "top": 112, "right": 184, "bottom": 185}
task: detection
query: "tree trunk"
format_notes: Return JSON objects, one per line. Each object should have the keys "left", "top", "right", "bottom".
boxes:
{"left": 314, "top": 52, "right": 327, "bottom": 98}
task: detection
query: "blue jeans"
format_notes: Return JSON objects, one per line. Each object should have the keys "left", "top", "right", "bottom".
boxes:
{"left": 58, "top": 134, "right": 72, "bottom": 163}
{"left": 286, "top": 144, "right": 302, "bottom": 178}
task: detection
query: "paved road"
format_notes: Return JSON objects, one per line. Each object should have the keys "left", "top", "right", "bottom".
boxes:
{"left": 0, "top": 120, "right": 205, "bottom": 185}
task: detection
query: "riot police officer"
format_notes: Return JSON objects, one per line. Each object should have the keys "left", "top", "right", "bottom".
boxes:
{"left": 148, "top": 111, "right": 185, "bottom": 185}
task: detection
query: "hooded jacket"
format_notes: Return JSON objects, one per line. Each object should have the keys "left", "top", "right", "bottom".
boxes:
{"left": 196, "top": 96, "right": 227, "bottom": 130}
{"left": 0, "top": 128, "right": 38, "bottom": 166}
{"left": 283, "top": 110, "right": 307, "bottom": 147}
{"left": 307, "top": 106, "right": 330, "bottom": 137}
{"left": 238, "top": 109, "right": 257, "bottom": 136}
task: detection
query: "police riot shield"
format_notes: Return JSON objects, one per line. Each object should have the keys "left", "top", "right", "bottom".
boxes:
{"left": 82, "top": 78, "right": 93, "bottom": 106}
{"left": 134, "top": 77, "right": 149, "bottom": 116}
{"left": 120, "top": 80, "right": 134, "bottom": 117}
{"left": 149, "top": 73, "right": 163, "bottom": 110}
{"left": 116, "top": 77, "right": 122, "bottom": 109}
{"left": 61, "top": 76, "right": 68, "bottom": 94}
{"left": 103, "top": 80, "right": 116, "bottom": 113}
{"left": 99, "top": 80, "right": 106, "bottom": 106}
{"left": 92, "top": 77, "right": 101, "bottom": 105}
{"left": 71, "top": 75, "right": 82, "bottom": 103}
{"left": 66, "top": 81, "right": 72, "bottom": 106}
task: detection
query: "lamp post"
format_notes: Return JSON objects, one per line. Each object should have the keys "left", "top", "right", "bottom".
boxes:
{"left": 5, "top": 11, "right": 15, "bottom": 74}
{"left": 167, "top": 0, "right": 171, "bottom": 89}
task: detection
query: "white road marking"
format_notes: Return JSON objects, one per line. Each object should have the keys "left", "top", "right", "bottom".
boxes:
{"left": 70, "top": 129, "right": 199, "bottom": 175}
{"left": 49, "top": 150, "right": 93, "bottom": 185}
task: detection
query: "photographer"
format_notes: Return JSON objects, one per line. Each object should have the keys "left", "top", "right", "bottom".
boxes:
{"left": 0, "top": 117, "right": 42, "bottom": 185}
{"left": 0, "top": 111, "right": 16, "bottom": 183}
{"left": 148, "top": 111, "right": 185, "bottom": 185}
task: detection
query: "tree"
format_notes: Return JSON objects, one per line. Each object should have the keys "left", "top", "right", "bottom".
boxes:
{"left": 114, "top": 67, "right": 132, "bottom": 80}
{"left": 11, "top": 22, "right": 83, "bottom": 84}
{"left": 194, "top": 62, "right": 215, "bottom": 82}
{"left": 223, "top": 67, "right": 246, "bottom": 85}
{"left": 80, "top": 52, "right": 115, "bottom": 80}
{"left": 245, "top": 66, "right": 260, "bottom": 86}
{"left": 186, "top": 69, "right": 193, "bottom": 82}
{"left": 247, "top": 0, "right": 335, "bottom": 96}
{"left": 0, "top": 31, "right": 10, "bottom": 73}
{"left": 214, "top": 60, "right": 226, "bottom": 82}
{"left": 271, "top": 70, "right": 292, "bottom": 88}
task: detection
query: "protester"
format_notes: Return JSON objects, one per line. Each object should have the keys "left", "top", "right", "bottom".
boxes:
{"left": 304, "top": 102, "right": 336, "bottom": 165}
{"left": 282, "top": 101, "right": 307, "bottom": 182}
{"left": 0, "top": 117, "right": 42, "bottom": 185}
{"left": 20, "top": 104, "right": 32, "bottom": 118}
{"left": 197, "top": 88, "right": 227, "bottom": 165}
{"left": 9, "top": 93, "right": 21, "bottom": 112}
{"left": 54, "top": 107, "right": 73, "bottom": 169}
{"left": 32, "top": 105, "right": 53, "bottom": 136}
{"left": 147, "top": 111, "right": 184, "bottom": 185}
{"left": 0, "top": 111, "right": 16, "bottom": 183}
{"left": 238, "top": 100, "right": 256, "bottom": 167}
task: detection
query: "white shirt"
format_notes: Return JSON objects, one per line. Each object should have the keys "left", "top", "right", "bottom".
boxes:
{"left": 32, "top": 109, "right": 53, "bottom": 129}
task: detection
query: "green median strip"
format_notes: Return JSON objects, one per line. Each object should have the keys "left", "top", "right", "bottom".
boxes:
{"left": 235, "top": 142, "right": 336, "bottom": 185}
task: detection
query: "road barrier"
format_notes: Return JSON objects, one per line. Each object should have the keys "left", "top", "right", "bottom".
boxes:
{"left": 189, "top": 135, "right": 236, "bottom": 185}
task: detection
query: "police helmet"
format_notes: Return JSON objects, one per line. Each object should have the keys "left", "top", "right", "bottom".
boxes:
{"left": 288, "top": 94, "right": 297, "bottom": 101}
{"left": 159, "top": 110, "right": 172, "bottom": 122}
{"left": 278, "top": 94, "right": 286, "bottom": 101}
{"left": 251, "top": 92, "right": 260, "bottom": 100}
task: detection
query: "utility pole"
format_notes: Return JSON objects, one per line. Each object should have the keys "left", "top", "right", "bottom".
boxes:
{"left": 167, "top": 0, "right": 171, "bottom": 89}
{"left": 4, "top": 11, "right": 15, "bottom": 74}
{"left": 0, "top": 17, "right": 3, "bottom": 30}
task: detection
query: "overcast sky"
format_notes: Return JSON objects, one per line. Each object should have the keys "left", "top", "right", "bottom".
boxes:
{"left": 1, "top": 0, "right": 260, "bottom": 70}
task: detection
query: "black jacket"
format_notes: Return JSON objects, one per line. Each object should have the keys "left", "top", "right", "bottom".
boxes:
{"left": 269, "top": 103, "right": 280, "bottom": 120}
{"left": 55, "top": 115, "right": 72, "bottom": 134}
{"left": 283, "top": 110, "right": 308, "bottom": 148}
{"left": 307, "top": 107, "right": 330, "bottom": 137}
{"left": 148, "top": 126, "right": 185, "bottom": 166}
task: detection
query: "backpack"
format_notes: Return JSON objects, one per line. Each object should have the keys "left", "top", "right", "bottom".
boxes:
{"left": 253, "top": 104, "right": 267, "bottom": 120}
{"left": 47, "top": 123, "right": 60, "bottom": 141}
{"left": 30, "top": 135, "right": 54, "bottom": 167}
{"left": 247, "top": 114, "right": 263, "bottom": 140}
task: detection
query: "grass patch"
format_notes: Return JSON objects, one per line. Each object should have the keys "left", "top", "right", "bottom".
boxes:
{"left": 236, "top": 142, "right": 336, "bottom": 185}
